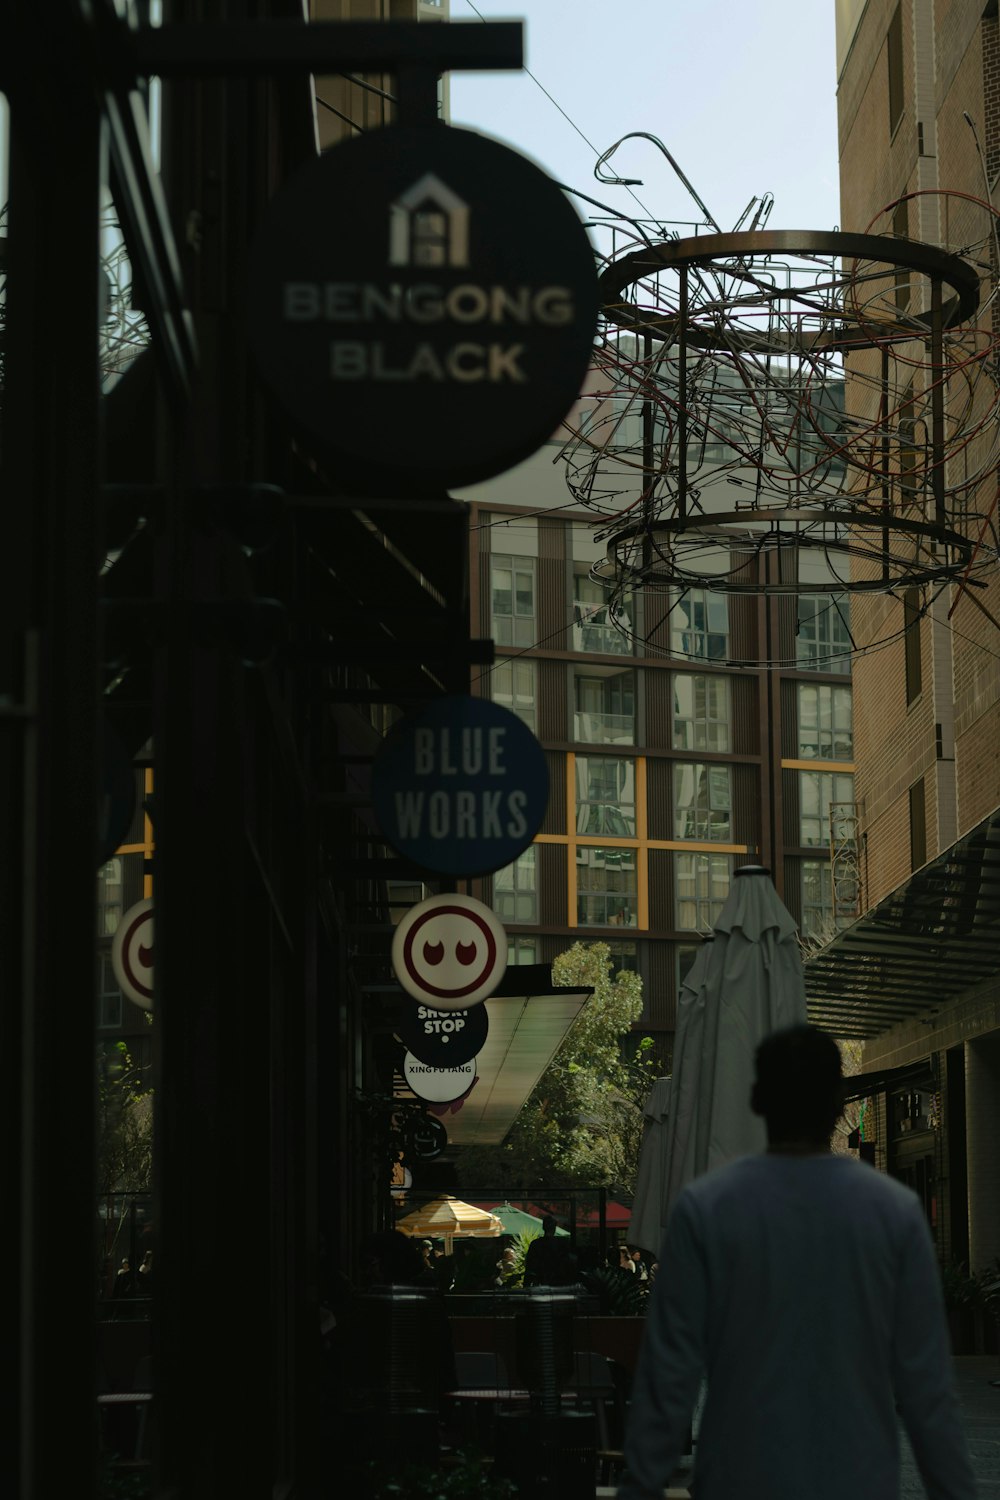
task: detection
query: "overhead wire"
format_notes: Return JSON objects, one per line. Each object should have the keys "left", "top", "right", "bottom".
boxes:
{"left": 462, "top": 0, "right": 665, "bottom": 227}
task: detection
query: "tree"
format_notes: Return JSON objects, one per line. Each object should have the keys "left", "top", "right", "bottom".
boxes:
{"left": 97, "top": 1040, "right": 153, "bottom": 1277}
{"left": 456, "top": 942, "right": 654, "bottom": 1194}
{"left": 832, "top": 1036, "right": 868, "bottom": 1157}
{"left": 97, "top": 1041, "right": 153, "bottom": 1195}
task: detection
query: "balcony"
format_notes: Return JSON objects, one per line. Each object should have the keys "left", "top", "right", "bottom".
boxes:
{"left": 571, "top": 613, "right": 631, "bottom": 656}
{"left": 573, "top": 711, "right": 634, "bottom": 746}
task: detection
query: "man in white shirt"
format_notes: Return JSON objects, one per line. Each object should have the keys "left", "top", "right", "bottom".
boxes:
{"left": 619, "top": 1025, "right": 976, "bottom": 1500}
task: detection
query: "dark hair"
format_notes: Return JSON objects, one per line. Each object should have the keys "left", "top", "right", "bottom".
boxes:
{"left": 753, "top": 1025, "right": 844, "bottom": 1141}
{"left": 541, "top": 1214, "right": 557, "bottom": 1235}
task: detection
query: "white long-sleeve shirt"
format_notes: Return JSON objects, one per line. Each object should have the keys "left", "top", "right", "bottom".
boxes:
{"left": 619, "top": 1153, "right": 976, "bottom": 1500}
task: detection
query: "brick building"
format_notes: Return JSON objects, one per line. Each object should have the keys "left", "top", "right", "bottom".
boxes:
{"left": 805, "top": 0, "right": 1000, "bottom": 1278}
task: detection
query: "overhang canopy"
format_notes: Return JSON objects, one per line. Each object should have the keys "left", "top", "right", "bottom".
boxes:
{"left": 841, "top": 1059, "right": 934, "bottom": 1102}
{"left": 805, "top": 805, "right": 1000, "bottom": 1039}
{"left": 409, "top": 964, "right": 591, "bottom": 1147}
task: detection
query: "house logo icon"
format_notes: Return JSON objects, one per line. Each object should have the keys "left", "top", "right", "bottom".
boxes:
{"left": 389, "top": 173, "right": 470, "bottom": 269}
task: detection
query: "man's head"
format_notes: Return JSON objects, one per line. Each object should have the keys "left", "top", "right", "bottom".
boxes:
{"left": 541, "top": 1214, "right": 557, "bottom": 1237}
{"left": 751, "top": 1024, "right": 844, "bottom": 1147}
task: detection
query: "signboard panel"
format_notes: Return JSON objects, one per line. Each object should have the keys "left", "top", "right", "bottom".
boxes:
{"left": 392, "top": 892, "right": 507, "bottom": 1009}
{"left": 403, "top": 1052, "right": 477, "bottom": 1104}
{"left": 407, "top": 1114, "right": 449, "bottom": 1160}
{"left": 111, "top": 898, "right": 154, "bottom": 1011}
{"left": 397, "top": 999, "right": 488, "bottom": 1067}
{"left": 249, "top": 125, "right": 598, "bottom": 493}
{"left": 372, "top": 694, "right": 547, "bottom": 877}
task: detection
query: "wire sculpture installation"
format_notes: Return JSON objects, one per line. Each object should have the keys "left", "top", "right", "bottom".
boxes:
{"left": 561, "top": 172, "right": 1000, "bottom": 667}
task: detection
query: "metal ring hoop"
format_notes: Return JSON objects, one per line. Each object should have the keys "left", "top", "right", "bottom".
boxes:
{"left": 595, "top": 509, "right": 975, "bottom": 595}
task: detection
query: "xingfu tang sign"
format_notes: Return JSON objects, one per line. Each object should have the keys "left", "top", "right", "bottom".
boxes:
{"left": 249, "top": 124, "right": 599, "bottom": 493}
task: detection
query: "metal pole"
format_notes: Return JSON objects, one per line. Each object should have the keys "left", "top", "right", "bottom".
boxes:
{"left": 2, "top": 85, "right": 103, "bottom": 1500}
{"left": 678, "top": 267, "right": 689, "bottom": 522}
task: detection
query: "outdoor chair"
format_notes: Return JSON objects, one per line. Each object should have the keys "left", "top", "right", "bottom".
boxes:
{"left": 566, "top": 1351, "right": 625, "bottom": 1475}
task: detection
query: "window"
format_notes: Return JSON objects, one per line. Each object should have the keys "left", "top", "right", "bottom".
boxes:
{"left": 98, "top": 952, "right": 123, "bottom": 1030}
{"left": 672, "top": 674, "right": 731, "bottom": 752}
{"left": 491, "top": 657, "right": 536, "bottom": 733}
{"left": 674, "top": 763, "right": 732, "bottom": 841}
{"left": 491, "top": 554, "right": 535, "bottom": 647}
{"left": 575, "top": 756, "right": 636, "bottom": 836}
{"left": 798, "top": 683, "right": 853, "bottom": 760}
{"left": 606, "top": 941, "right": 638, "bottom": 976}
{"left": 887, "top": 3, "right": 904, "bottom": 136}
{"left": 904, "top": 587, "right": 922, "bottom": 703}
{"left": 573, "top": 669, "right": 636, "bottom": 745}
{"left": 575, "top": 394, "right": 643, "bottom": 451}
{"left": 387, "top": 880, "right": 428, "bottom": 923}
{"left": 793, "top": 382, "right": 847, "bottom": 481}
{"left": 670, "top": 588, "right": 728, "bottom": 661}
{"left": 675, "top": 852, "right": 731, "bottom": 930}
{"left": 507, "top": 936, "right": 538, "bottom": 966}
{"left": 910, "top": 778, "right": 927, "bottom": 870}
{"left": 799, "top": 770, "right": 855, "bottom": 847}
{"left": 576, "top": 845, "right": 638, "bottom": 928}
{"left": 687, "top": 417, "right": 736, "bottom": 468}
{"left": 411, "top": 210, "right": 449, "bottom": 267}
{"left": 800, "top": 859, "right": 836, "bottom": 942}
{"left": 493, "top": 847, "right": 537, "bottom": 924}
{"left": 572, "top": 574, "right": 631, "bottom": 655}
{"left": 796, "top": 594, "right": 851, "bottom": 673}
{"left": 97, "top": 858, "right": 124, "bottom": 937}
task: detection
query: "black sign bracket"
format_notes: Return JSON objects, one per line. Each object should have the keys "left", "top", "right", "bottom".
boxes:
{"left": 134, "top": 19, "right": 523, "bottom": 126}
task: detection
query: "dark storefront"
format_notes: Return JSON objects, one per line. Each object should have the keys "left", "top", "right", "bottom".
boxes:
{"left": 0, "top": 8, "right": 567, "bottom": 1497}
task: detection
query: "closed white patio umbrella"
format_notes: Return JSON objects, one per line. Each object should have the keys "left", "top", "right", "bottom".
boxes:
{"left": 628, "top": 1076, "right": 672, "bottom": 1257}
{"left": 659, "top": 865, "right": 807, "bottom": 1225}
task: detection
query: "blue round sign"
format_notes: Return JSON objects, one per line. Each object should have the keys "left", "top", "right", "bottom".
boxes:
{"left": 372, "top": 695, "right": 548, "bottom": 877}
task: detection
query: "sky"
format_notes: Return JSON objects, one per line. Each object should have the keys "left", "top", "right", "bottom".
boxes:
{"left": 449, "top": 0, "right": 842, "bottom": 249}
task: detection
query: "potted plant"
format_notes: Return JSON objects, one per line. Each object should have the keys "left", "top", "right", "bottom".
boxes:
{"left": 940, "top": 1262, "right": 979, "bottom": 1354}
{"left": 976, "top": 1258, "right": 1000, "bottom": 1356}
{"left": 354, "top": 1448, "right": 518, "bottom": 1499}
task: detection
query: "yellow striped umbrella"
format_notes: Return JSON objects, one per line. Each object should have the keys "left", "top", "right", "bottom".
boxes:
{"left": 396, "top": 1195, "right": 502, "bottom": 1251}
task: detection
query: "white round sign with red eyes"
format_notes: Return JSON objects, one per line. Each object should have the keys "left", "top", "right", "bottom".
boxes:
{"left": 392, "top": 893, "right": 507, "bottom": 1010}
{"left": 111, "top": 898, "right": 154, "bottom": 1011}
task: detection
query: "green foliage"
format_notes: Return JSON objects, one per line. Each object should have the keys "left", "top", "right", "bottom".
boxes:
{"left": 503, "top": 1230, "right": 537, "bottom": 1287}
{"left": 585, "top": 1266, "right": 649, "bottom": 1316}
{"left": 978, "top": 1257, "right": 1000, "bottom": 1312}
{"left": 457, "top": 943, "right": 654, "bottom": 1194}
{"left": 97, "top": 1456, "right": 151, "bottom": 1499}
{"left": 355, "top": 1448, "right": 517, "bottom": 1499}
{"left": 97, "top": 1041, "right": 153, "bottom": 1198}
{"left": 940, "top": 1261, "right": 982, "bottom": 1312}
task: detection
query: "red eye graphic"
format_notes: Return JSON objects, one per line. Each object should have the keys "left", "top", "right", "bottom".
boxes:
{"left": 423, "top": 941, "right": 445, "bottom": 966}
{"left": 456, "top": 941, "right": 477, "bottom": 966}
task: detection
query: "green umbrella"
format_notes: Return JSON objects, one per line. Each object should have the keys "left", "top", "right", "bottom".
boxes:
{"left": 487, "top": 1202, "right": 569, "bottom": 1237}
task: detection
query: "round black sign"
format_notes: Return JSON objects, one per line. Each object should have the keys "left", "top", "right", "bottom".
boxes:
{"left": 248, "top": 125, "right": 599, "bottom": 493}
{"left": 397, "top": 998, "right": 489, "bottom": 1068}
{"left": 407, "top": 1113, "right": 449, "bottom": 1161}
